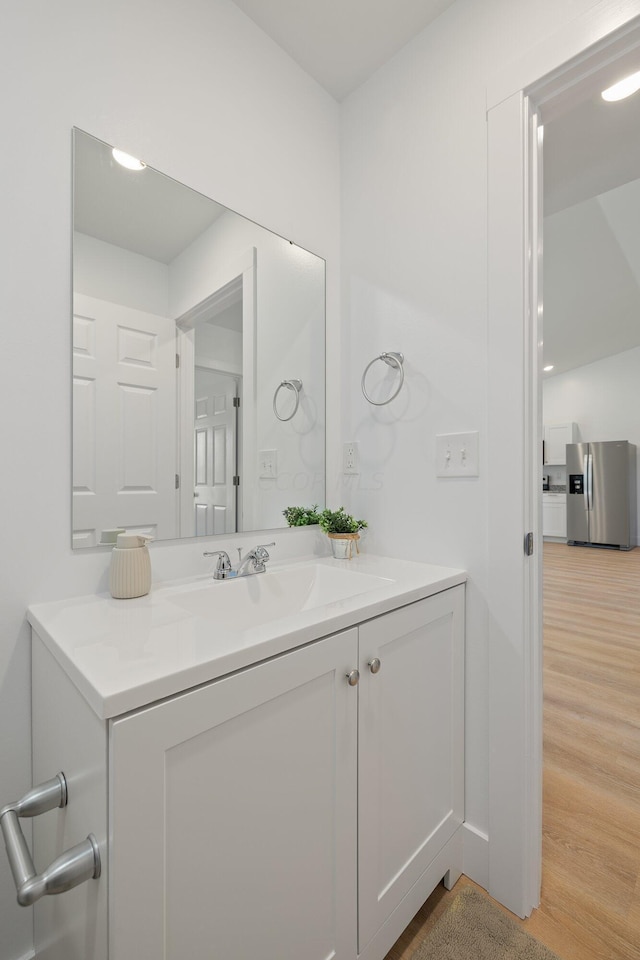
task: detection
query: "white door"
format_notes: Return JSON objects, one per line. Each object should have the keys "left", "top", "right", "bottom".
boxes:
{"left": 109, "top": 629, "right": 358, "bottom": 960}
{"left": 72, "top": 293, "right": 177, "bottom": 546}
{"left": 193, "top": 367, "right": 238, "bottom": 536}
{"left": 358, "top": 588, "right": 465, "bottom": 954}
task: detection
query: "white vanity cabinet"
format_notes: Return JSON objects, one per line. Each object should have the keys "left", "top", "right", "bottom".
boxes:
{"left": 357, "top": 590, "right": 464, "bottom": 958}
{"left": 27, "top": 560, "right": 465, "bottom": 960}
{"left": 110, "top": 627, "right": 360, "bottom": 960}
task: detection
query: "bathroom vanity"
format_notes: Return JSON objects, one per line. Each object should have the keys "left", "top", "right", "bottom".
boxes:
{"left": 25, "top": 555, "right": 465, "bottom": 960}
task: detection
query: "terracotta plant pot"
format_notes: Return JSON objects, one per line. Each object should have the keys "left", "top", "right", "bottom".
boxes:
{"left": 327, "top": 532, "right": 360, "bottom": 560}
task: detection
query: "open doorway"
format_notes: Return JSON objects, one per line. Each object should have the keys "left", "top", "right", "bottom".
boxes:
{"left": 486, "top": 8, "right": 640, "bottom": 926}
{"left": 530, "top": 32, "right": 640, "bottom": 957}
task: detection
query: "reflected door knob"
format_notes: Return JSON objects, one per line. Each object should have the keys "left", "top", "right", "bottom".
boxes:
{"left": 368, "top": 658, "right": 381, "bottom": 674}
{"left": 346, "top": 669, "right": 360, "bottom": 686}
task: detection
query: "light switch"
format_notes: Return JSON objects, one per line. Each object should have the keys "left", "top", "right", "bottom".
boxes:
{"left": 436, "top": 432, "right": 479, "bottom": 478}
{"left": 259, "top": 449, "right": 278, "bottom": 479}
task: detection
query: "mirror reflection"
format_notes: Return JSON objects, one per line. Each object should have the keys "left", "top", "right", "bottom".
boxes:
{"left": 72, "top": 129, "right": 325, "bottom": 548}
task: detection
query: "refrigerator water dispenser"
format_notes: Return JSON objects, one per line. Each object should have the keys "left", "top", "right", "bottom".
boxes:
{"left": 569, "top": 474, "right": 583, "bottom": 495}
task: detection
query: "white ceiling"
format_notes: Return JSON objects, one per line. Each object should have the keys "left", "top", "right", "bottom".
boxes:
{"left": 231, "top": 0, "right": 457, "bottom": 100}
{"left": 74, "top": 130, "right": 226, "bottom": 264}
{"left": 544, "top": 92, "right": 640, "bottom": 217}
{"left": 543, "top": 81, "right": 640, "bottom": 378}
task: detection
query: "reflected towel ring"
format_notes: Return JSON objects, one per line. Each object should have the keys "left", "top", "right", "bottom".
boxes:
{"left": 361, "top": 352, "right": 404, "bottom": 406}
{"left": 273, "top": 379, "right": 303, "bottom": 421}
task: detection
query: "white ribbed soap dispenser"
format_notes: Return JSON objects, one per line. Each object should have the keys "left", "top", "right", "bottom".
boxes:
{"left": 109, "top": 534, "right": 153, "bottom": 599}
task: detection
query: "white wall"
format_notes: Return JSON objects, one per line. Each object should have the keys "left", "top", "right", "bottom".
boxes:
{"left": 195, "top": 314, "right": 243, "bottom": 372}
{"left": 340, "top": 0, "right": 639, "bottom": 885}
{"left": 74, "top": 232, "right": 170, "bottom": 316}
{"left": 0, "top": 3, "right": 338, "bottom": 957}
{"left": 544, "top": 347, "right": 640, "bottom": 542}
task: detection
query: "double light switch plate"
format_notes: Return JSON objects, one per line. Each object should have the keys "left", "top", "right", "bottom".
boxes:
{"left": 436, "top": 432, "right": 479, "bottom": 477}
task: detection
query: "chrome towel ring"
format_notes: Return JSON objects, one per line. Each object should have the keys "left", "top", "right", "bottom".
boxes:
{"left": 361, "top": 352, "right": 404, "bottom": 406}
{"left": 273, "top": 379, "right": 303, "bottom": 421}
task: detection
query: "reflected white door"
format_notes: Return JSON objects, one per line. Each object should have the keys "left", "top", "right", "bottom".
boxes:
{"left": 193, "top": 368, "right": 238, "bottom": 536}
{"left": 72, "top": 293, "right": 177, "bottom": 547}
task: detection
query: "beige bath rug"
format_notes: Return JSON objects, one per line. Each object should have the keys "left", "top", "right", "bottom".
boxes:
{"left": 411, "top": 887, "right": 562, "bottom": 960}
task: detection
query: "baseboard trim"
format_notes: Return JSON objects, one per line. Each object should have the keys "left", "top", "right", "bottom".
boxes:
{"left": 461, "top": 821, "right": 489, "bottom": 889}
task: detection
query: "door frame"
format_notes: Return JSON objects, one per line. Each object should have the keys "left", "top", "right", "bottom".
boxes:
{"left": 487, "top": 5, "right": 640, "bottom": 918}
{"left": 176, "top": 247, "right": 257, "bottom": 536}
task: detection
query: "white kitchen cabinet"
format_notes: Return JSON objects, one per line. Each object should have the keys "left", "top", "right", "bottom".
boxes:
{"left": 543, "top": 422, "right": 577, "bottom": 465}
{"left": 542, "top": 493, "right": 567, "bottom": 538}
{"left": 28, "top": 580, "right": 464, "bottom": 960}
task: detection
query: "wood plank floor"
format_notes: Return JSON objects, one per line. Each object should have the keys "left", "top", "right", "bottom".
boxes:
{"left": 384, "top": 541, "right": 640, "bottom": 960}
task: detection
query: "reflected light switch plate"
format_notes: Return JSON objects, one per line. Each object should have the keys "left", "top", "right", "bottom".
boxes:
{"left": 259, "top": 450, "right": 278, "bottom": 479}
{"left": 436, "top": 432, "right": 479, "bottom": 477}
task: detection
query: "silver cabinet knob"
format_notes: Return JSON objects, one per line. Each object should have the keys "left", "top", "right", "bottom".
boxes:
{"left": 346, "top": 669, "right": 360, "bottom": 686}
{"left": 368, "top": 658, "right": 381, "bottom": 674}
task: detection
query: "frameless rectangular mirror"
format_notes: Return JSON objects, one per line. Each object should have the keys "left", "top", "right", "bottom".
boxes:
{"left": 72, "top": 129, "right": 325, "bottom": 548}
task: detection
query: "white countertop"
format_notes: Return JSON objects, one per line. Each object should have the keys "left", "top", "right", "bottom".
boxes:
{"left": 27, "top": 554, "right": 466, "bottom": 720}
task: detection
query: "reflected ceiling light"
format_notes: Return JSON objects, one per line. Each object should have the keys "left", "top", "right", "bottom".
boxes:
{"left": 601, "top": 70, "right": 640, "bottom": 102}
{"left": 112, "top": 148, "right": 146, "bottom": 171}
{"left": 543, "top": 365, "right": 554, "bottom": 372}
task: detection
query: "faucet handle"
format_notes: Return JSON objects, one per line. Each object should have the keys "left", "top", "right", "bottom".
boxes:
{"left": 255, "top": 542, "right": 275, "bottom": 560}
{"left": 203, "top": 549, "right": 231, "bottom": 563}
{"left": 202, "top": 550, "right": 232, "bottom": 577}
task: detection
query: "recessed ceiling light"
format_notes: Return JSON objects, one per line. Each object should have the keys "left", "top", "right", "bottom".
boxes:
{"left": 112, "top": 148, "right": 146, "bottom": 171}
{"left": 601, "top": 70, "right": 640, "bottom": 102}
{"left": 543, "top": 365, "right": 554, "bottom": 372}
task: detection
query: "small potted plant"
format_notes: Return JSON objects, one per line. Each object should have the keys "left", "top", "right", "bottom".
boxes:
{"left": 282, "top": 504, "right": 322, "bottom": 527}
{"left": 319, "top": 507, "right": 367, "bottom": 560}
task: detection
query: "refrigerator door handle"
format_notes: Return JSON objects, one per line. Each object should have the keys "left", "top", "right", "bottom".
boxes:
{"left": 587, "top": 453, "right": 593, "bottom": 511}
{"left": 583, "top": 453, "right": 590, "bottom": 512}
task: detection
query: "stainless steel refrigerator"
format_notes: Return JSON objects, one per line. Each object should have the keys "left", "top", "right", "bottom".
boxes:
{"left": 566, "top": 440, "right": 637, "bottom": 550}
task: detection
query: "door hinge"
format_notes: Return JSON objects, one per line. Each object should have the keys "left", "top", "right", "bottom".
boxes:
{"left": 524, "top": 531, "right": 534, "bottom": 556}
{"left": 175, "top": 474, "right": 180, "bottom": 489}
{"left": 233, "top": 396, "right": 240, "bottom": 408}
{"left": 233, "top": 475, "right": 240, "bottom": 486}
{"left": 176, "top": 353, "right": 180, "bottom": 368}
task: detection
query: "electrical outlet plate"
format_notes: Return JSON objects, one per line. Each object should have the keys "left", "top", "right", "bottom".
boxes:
{"left": 259, "top": 449, "right": 278, "bottom": 479}
{"left": 343, "top": 441, "right": 360, "bottom": 475}
{"left": 436, "top": 432, "right": 479, "bottom": 478}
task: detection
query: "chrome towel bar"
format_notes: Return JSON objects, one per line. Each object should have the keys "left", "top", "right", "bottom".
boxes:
{"left": 0, "top": 772, "right": 100, "bottom": 907}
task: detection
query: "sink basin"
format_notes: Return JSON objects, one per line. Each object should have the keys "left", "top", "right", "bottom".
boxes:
{"left": 166, "top": 562, "right": 394, "bottom": 630}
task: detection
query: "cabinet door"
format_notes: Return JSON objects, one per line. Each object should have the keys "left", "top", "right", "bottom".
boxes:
{"left": 109, "top": 629, "right": 358, "bottom": 960}
{"left": 543, "top": 496, "right": 566, "bottom": 537}
{"left": 358, "top": 588, "right": 464, "bottom": 953}
{"left": 544, "top": 422, "right": 575, "bottom": 465}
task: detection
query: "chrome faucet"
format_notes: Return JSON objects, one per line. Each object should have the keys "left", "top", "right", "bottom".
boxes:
{"left": 203, "top": 543, "right": 275, "bottom": 580}
{"left": 235, "top": 542, "right": 275, "bottom": 577}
